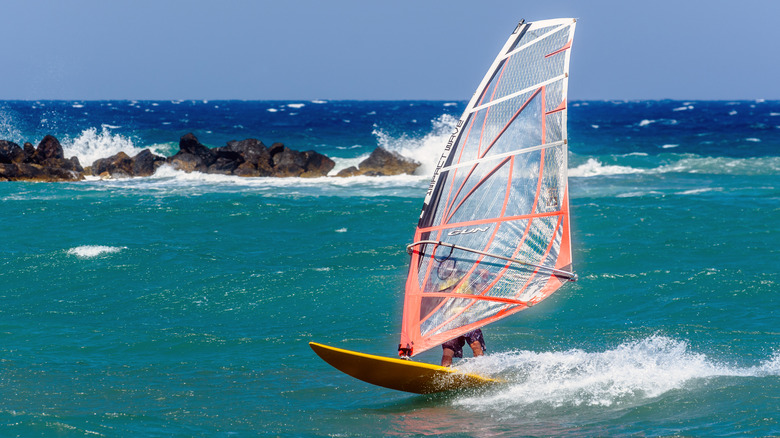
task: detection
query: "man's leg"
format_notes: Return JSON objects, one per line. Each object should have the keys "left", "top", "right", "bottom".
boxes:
{"left": 469, "top": 340, "right": 484, "bottom": 357}
{"left": 466, "top": 329, "right": 485, "bottom": 357}
{"left": 441, "top": 347, "right": 456, "bottom": 367}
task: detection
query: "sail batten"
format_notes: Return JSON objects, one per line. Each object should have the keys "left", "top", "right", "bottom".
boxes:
{"left": 399, "top": 18, "right": 577, "bottom": 357}
{"left": 441, "top": 140, "right": 566, "bottom": 172}
{"left": 469, "top": 74, "right": 567, "bottom": 114}
{"left": 503, "top": 22, "right": 572, "bottom": 59}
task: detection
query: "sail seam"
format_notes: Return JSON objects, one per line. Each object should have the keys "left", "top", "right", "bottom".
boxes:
{"left": 501, "top": 22, "right": 572, "bottom": 61}
{"left": 469, "top": 74, "right": 566, "bottom": 114}
{"left": 440, "top": 140, "right": 565, "bottom": 172}
{"left": 418, "top": 210, "right": 563, "bottom": 233}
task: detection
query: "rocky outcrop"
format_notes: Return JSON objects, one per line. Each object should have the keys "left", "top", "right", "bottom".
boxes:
{"left": 0, "top": 132, "right": 419, "bottom": 182}
{"left": 83, "top": 149, "right": 166, "bottom": 179}
{"left": 0, "top": 136, "right": 83, "bottom": 181}
{"left": 167, "top": 134, "right": 335, "bottom": 178}
{"left": 0, "top": 140, "right": 25, "bottom": 164}
{"left": 133, "top": 149, "right": 167, "bottom": 177}
{"left": 336, "top": 147, "right": 420, "bottom": 177}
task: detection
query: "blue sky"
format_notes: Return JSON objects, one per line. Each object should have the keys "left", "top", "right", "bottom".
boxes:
{"left": 4, "top": 0, "right": 780, "bottom": 100}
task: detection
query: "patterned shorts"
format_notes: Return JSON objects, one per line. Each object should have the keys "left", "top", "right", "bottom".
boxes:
{"left": 441, "top": 329, "right": 485, "bottom": 358}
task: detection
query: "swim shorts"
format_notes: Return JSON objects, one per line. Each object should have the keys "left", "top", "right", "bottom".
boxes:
{"left": 441, "top": 329, "right": 485, "bottom": 358}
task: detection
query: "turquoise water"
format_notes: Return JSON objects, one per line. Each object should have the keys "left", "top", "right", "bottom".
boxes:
{"left": 0, "top": 100, "right": 778, "bottom": 436}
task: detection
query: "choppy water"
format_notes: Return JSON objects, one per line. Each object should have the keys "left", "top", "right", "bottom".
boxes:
{"left": 0, "top": 100, "right": 778, "bottom": 436}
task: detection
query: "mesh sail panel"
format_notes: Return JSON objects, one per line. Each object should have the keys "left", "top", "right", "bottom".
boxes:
{"left": 400, "top": 19, "right": 577, "bottom": 356}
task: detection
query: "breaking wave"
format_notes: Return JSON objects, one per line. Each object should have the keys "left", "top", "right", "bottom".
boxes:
{"left": 570, "top": 155, "right": 780, "bottom": 177}
{"left": 372, "top": 114, "right": 459, "bottom": 177}
{"left": 61, "top": 127, "right": 167, "bottom": 167}
{"left": 454, "top": 336, "right": 779, "bottom": 413}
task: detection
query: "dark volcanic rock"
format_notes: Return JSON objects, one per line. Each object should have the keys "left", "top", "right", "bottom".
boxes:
{"left": 132, "top": 149, "right": 165, "bottom": 177}
{"left": 221, "top": 138, "right": 274, "bottom": 176}
{"left": 167, "top": 133, "right": 218, "bottom": 173}
{"left": 335, "top": 166, "right": 360, "bottom": 177}
{"left": 0, "top": 140, "right": 24, "bottom": 164}
{"left": 270, "top": 147, "right": 335, "bottom": 178}
{"left": 91, "top": 152, "right": 134, "bottom": 178}
{"left": 168, "top": 152, "right": 208, "bottom": 173}
{"left": 335, "top": 147, "right": 420, "bottom": 177}
{"left": 268, "top": 142, "right": 285, "bottom": 157}
{"left": 0, "top": 136, "right": 84, "bottom": 181}
{"left": 1, "top": 132, "right": 414, "bottom": 182}
{"left": 23, "top": 142, "right": 35, "bottom": 162}
{"left": 208, "top": 157, "right": 240, "bottom": 175}
{"left": 223, "top": 138, "right": 266, "bottom": 162}
{"left": 357, "top": 147, "right": 420, "bottom": 176}
{"left": 34, "top": 135, "right": 65, "bottom": 162}
{"left": 300, "top": 150, "right": 335, "bottom": 178}
{"left": 0, "top": 162, "right": 82, "bottom": 182}
{"left": 272, "top": 147, "right": 308, "bottom": 177}
{"left": 177, "top": 133, "right": 216, "bottom": 166}
{"left": 233, "top": 161, "right": 262, "bottom": 177}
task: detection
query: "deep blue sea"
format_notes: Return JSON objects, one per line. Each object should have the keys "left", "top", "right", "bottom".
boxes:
{"left": 1, "top": 100, "right": 778, "bottom": 437}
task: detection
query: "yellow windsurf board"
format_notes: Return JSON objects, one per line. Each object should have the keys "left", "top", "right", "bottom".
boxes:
{"left": 309, "top": 342, "right": 500, "bottom": 394}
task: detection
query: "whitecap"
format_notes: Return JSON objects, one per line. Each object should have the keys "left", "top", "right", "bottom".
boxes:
{"left": 443, "top": 102, "right": 458, "bottom": 107}
{"left": 109, "top": 164, "right": 428, "bottom": 198}
{"left": 591, "top": 124, "right": 599, "bottom": 129}
{"left": 638, "top": 119, "right": 655, "bottom": 127}
{"left": 453, "top": 336, "right": 777, "bottom": 411}
{"left": 745, "top": 138, "right": 761, "bottom": 142}
{"left": 569, "top": 158, "right": 642, "bottom": 177}
{"left": 311, "top": 99, "right": 328, "bottom": 104}
{"left": 661, "top": 144, "right": 679, "bottom": 149}
{"left": 728, "top": 110, "right": 738, "bottom": 116}
{"left": 267, "top": 108, "right": 278, "bottom": 113}
{"left": 61, "top": 127, "right": 154, "bottom": 167}
{"left": 335, "top": 228, "right": 348, "bottom": 233}
{"left": 287, "top": 103, "right": 305, "bottom": 109}
{"left": 676, "top": 187, "right": 719, "bottom": 195}
{"left": 672, "top": 105, "right": 694, "bottom": 112}
{"left": 371, "top": 113, "right": 459, "bottom": 176}
{"left": 67, "top": 245, "right": 126, "bottom": 258}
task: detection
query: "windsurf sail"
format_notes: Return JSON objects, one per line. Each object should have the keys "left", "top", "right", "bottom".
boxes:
{"left": 399, "top": 18, "right": 578, "bottom": 357}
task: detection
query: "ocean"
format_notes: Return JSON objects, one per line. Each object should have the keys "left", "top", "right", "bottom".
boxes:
{"left": 0, "top": 100, "right": 778, "bottom": 437}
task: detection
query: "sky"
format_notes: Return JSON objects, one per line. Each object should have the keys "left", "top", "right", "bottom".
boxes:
{"left": 4, "top": 0, "right": 780, "bottom": 101}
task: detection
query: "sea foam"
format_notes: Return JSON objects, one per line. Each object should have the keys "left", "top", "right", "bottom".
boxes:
{"left": 67, "top": 245, "right": 126, "bottom": 258}
{"left": 372, "top": 113, "right": 459, "bottom": 176}
{"left": 453, "top": 336, "right": 779, "bottom": 412}
{"left": 569, "top": 158, "right": 642, "bottom": 177}
{"left": 62, "top": 126, "right": 150, "bottom": 167}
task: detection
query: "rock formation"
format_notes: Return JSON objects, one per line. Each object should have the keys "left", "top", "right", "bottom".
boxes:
{"left": 0, "top": 136, "right": 83, "bottom": 182}
{"left": 0, "top": 132, "right": 420, "bottom": 181}
{"left": 336, "top": 147, "right": 420, "bottom": 177}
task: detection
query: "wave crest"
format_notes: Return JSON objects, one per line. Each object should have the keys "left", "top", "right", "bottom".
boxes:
{"left": 372, "top": 113, "right": 459, "bottom": 176}
{"left": 570, "top": 155, "right": 780, "bottom": 177}
{"left": 454, "top": 336, "right": 778, "bottom": 411}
